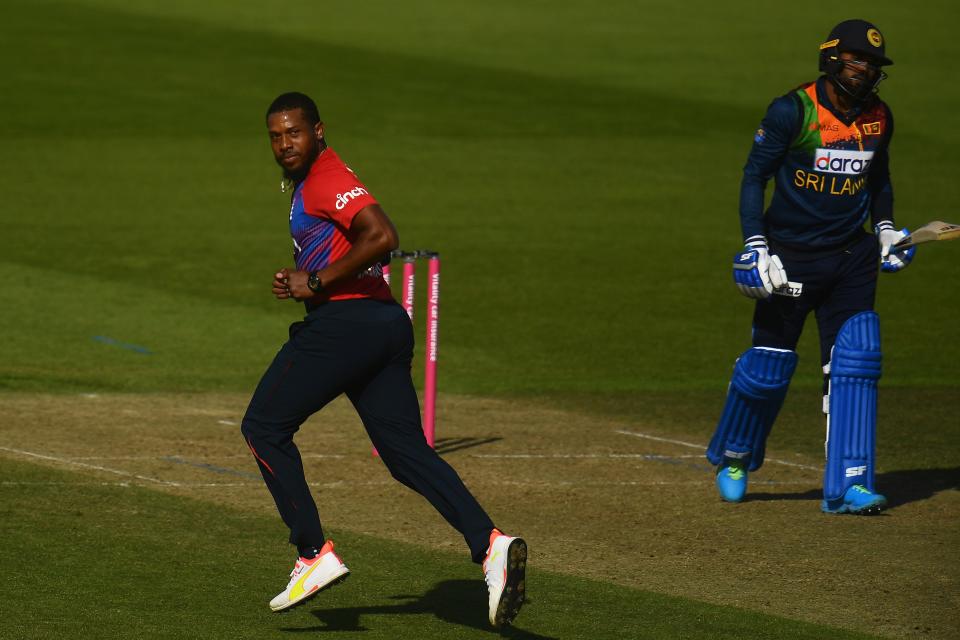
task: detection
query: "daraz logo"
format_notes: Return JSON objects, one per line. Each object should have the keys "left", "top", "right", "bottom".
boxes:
{"left": 813, "top": 149, "right": 874, "bottom": 175}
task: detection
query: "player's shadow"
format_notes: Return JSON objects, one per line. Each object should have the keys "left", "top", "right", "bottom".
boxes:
{"left": 744, "top": 466, "right": 960, "bottom": 509}
{"left": 435, "top": 437, "right": 503, "bottom": 455}
{"left": 280, "top": 579, "right": 556, "bottom": 638}
{"left": 880, "top": 466, "right": 960, "bottom": 509}
{"left": 743, "top": 487, "right": 820, "bottom": 502}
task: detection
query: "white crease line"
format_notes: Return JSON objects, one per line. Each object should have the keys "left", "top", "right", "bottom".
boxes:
{"left": 470, "top": 453, "right": 704, "bottom": 460}
{"left": 755, "top": 458, "right": 820, "bottom": 471}
{"left": 0, "top": 481, "right": 253, "bottom": 488}
{"left": 0, "top": 479, "right": 391, "bottom": 489}
{"left": 62, "top": 453, "right": 346, "bottom": 461}
{"left": 488, "top": 479, "right": 811, "bottom": 487}
{"left": 614, "top": 430, "right": 706, "bottom": 449}
{"left": 309, "top": 480, "right": 396, "bottom": 488}
{"left": 1, "top": 479, "right": 813, "bottom": 489}
{"left": 68, "top": 455, "right": 193, "bottom": 461}
{"left": 614, "top": 430, "right": 821, "bottom": 471}
{"left": 0, "top": 447, "right": 182, "bottom": 486}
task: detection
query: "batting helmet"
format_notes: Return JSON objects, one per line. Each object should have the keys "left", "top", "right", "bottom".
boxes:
{"left": 819, "top": 19, "right": 892, "bottom": 102}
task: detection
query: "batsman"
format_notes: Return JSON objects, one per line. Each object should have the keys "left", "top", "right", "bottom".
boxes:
{"left": 706, "top": 19, "right": 917, "bottom": 514}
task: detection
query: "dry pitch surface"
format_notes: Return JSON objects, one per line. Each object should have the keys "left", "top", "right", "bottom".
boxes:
{"left": 1, "top": 392, "right": 957, "bottom": 639}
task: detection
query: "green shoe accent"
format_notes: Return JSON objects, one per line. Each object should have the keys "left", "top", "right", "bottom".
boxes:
{"left": 716, "top": 459, "right": 749, "bottom": 502}
{"left": 821, "top": 483, "right": 887, "bottom": 514}
{"left": 724, "top": 461, "right": 746, "bottom": 481}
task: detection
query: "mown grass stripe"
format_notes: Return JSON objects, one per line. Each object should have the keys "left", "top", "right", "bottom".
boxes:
{"left": 0, "top": 458, "right": 879, "bottom": 640}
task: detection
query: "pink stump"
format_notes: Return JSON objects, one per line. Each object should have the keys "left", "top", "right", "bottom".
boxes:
{"left": 422, "top": 253, "right": 440, "bottom": 448}
{"left": 401, "top": 256, "right": 416, "bottom": 320}
{"left": 373, "top": 250, "right": 439, "bottom": 456}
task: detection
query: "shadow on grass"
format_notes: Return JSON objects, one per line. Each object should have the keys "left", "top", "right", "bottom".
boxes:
{"left": 280, "top": 579, "right": 554, "bottom": 638}
{"left": 744, "top": 467, "right": 960, "bottom": 509}
{"left": 435, "top": 437, "right": 503, "bottom": 455}
{"left": 743, "top": 488, "right": 821, "bottom": 503}
{"left": 881, "top": 466, "right": 960, "bottom": 509}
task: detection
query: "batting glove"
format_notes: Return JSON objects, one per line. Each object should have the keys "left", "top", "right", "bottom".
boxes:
{"left": 732, "top": 235, "right": 788, "bottom": 299}
{"left": 875, "top": 221, "right": 916, "bottom": 273}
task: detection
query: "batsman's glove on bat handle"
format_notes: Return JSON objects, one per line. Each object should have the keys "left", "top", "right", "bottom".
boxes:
{"left": 732, "top": 235, "right": 788, "bottom": 299}
{"left": 875, "top": 221, "right": 916, "bottom": 273}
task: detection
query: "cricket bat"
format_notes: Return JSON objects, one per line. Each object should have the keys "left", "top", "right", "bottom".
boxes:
{"left": 893, "top": 220, "right": 960, "bottom": 250}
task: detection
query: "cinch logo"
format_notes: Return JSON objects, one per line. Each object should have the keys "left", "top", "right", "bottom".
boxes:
{"left": 814, "top": 149, "right": 874, "bottom": 175}
{"left": 845, "top": 465, "right": 867, "bottom": 478}
{"left": 335, "top": 187, "right": 369, "bottom": 210}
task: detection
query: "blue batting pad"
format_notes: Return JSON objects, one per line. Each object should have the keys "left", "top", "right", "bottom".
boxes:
{"left": 824, "top": 311, "right": 882, "bottom": 500}
{"left": 707, "top": 347, "right": 798, "bottom": 472}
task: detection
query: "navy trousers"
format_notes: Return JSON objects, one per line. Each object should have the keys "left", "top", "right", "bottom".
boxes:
{"left": 753, "top": 231, "right": 879, "bottom": 368}
{"left": 241, "top": 298, "right": 495, "bottom": 563}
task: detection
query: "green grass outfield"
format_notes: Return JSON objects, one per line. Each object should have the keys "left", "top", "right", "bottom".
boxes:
{"left": 1, "top": 0, "right": 958, "bottom": 396}
{"left": 0, "top": 459, "right": 877, "bottom": 640}
{"left": 1, "top": 1, "right": 958, "bottom": 638}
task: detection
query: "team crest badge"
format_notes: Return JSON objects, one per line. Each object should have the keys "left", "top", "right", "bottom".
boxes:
{"left": 862, "top": 122, "right": 881, "bottom": 135}
{"left": 754, "top": 128, "right": 765, "bottom": 143}
{"left": 867, "top": 28, "right": 883, "bottom": 47}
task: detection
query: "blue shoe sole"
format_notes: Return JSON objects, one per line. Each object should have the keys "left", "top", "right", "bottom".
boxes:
{"left": 820, "top": 497, "right": 887, "bottom": 515}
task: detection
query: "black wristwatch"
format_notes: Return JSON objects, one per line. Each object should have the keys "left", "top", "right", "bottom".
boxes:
{"left": 307, "top": 271, "right": 324, "bottom": 294}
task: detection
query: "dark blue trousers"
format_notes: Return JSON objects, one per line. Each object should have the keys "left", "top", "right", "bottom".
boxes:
{"left": 753, "top": 231, "right": 879, "bottom": 369}
{"left": 241, "top": 299, "right": 495, "bottom": 563}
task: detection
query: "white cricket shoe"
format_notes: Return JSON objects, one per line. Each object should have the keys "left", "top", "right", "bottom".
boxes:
{"left": 482, "top": 529, "right": 527, "bottom": 627}
{"left": 269, "top": 540, "right": 350, "bottom": 612}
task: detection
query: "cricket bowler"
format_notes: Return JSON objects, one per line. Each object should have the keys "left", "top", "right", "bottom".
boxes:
{"left": 241, "top": 92, "right": 526, "bottom": 627}
{"left": 706, "top": 20, "right": 916, "bottom": 513}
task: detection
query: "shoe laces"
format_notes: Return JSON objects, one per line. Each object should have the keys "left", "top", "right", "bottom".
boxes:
{"left": 725, "top": 463, "right": 745, "bottom": 481}
{"left": 284, "top": 559, "right": 308, "bottom": 586}
{"left": 484, "top": 566, "right": 499, "bottom": 591}
{"left": 483, "top": 548, "right": 504, "bottom": 591}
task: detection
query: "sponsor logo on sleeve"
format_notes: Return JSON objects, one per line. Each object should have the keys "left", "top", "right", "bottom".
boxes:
{"left": 754, "top": 128, "right": 765, "bottom": 143}
{"left": 335, "top": 186, "right": 370, "bottom": 210}
{"left": 813, "top": 148, "right": 874, "bottom": 175}
{"left": 861, "top": 122, "right": 881, "bottom": 135}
